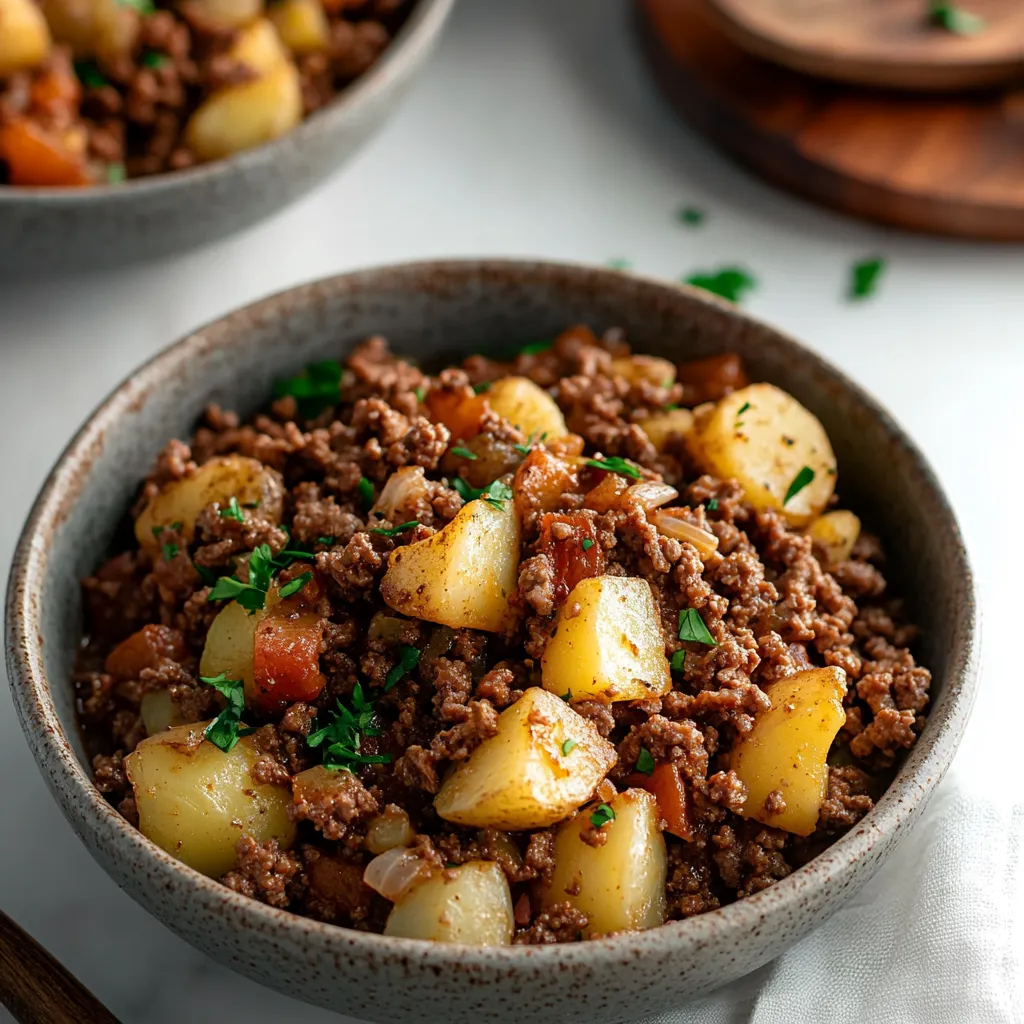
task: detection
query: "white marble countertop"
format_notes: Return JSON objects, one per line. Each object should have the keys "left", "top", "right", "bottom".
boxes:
{"left": 1, "top": 0, "right": 1021, "bottom": 1020}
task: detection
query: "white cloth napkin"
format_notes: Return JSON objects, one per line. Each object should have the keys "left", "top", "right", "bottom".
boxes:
{"left": 644, "top": 784, "right": 1024, "bottom": 1024}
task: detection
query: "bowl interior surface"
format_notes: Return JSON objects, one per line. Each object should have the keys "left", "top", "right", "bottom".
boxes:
{"left": 5, "top": 260, "right": 977, "bottom": 1024}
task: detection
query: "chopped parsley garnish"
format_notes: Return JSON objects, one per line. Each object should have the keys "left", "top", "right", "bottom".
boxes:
{"left": 929, "top": 2, "right": 985, "bottom": 34}
{"left": 561, "top": 739, "right": 578, "bottom": 756}
{"left": 482, "top": 479, "right": 512, "bottom": 511}
{"left": 606, "top": 258, "right": 633, "bottom": 270}
{"left": 849, "top": 256, "right": 886, "bottom": 300}
{"left": 585, "top": 456, "right": 642, "bottom": 480}
{"left": 106, "top": 163, "right": 126, "bottom": 184}
{"left": 685, "top": 267, "right": 756, "bottom": 304}
{"left": 783, "top": 466, "right": 816, "bottom": 505}
{"left": 357, "top": 476, "right": 374, "bottom": 509}
{"left": 678, "top": 608, "right": 718, "bottom": 646}
{"left": 705, "top": 498, "right": 719, "bottom": 511}
{"left": 74, "top": 61, "right": 107, "bottom": 88}
{"left": 207, "top": 543, "right": 275, "bottom": 613}
{"left": 318, "top": 535, "right": 335, "bottom": 546}
{"left": 561, "top": 689, "right": 572, "bottom": 702}
{"left": 582, "top": 538, "right": 595, "bottom": 551}
{"left": 519, "top": 339, "right": 554, "bottom": 356}
{"left": 369, "top": 520, "right": 418, "bottom": 538}
{"left": 273, "top": 359, "right": 343, "bottom": 418}
{"left": 141, "top": 50, "right": 167, "bottom": 68}
{"left": 117, "top": 0, "right": 155, "bottom": 13}
{"left": 161, "top": 542, "right": 179, "bottom": 561}
{"left": 736, "top": 401, "right": 751, "bottom": 418}
{"left": 385, "top": 646, "right": 421, "bottom": 691}
{"left": 278, "top": 571, "right": 312, "bottom": 599}
{"left": 307, "top": 683, "right": 391, "bottom": 771}
{"left": 590, "top": 803, "right": 616, "bottom": 828}
{"left": 513, "top": 430, "right": 547, "bottom": 456}
{"left": 414, "top": 386, "right": 426, "bottom": 404}
{"left": 151, "top": 520, "right": 183, "bottom": 539}
{"left": 473, "top": 381, "right": 492, "bottom": 394}
{"left": 451, "top": 446, "right": 478, "bottom": 460}
{"left": 636, "top": 747, "right": 655, "bottom": 776}
{"left": 200, "top": 674, "right": 245, "bottom": 752}
{"left": 451, "top": 477, "right": 483, "bottom": 502}
{"left": 670, "top": 650, "right": 687, "bottom": 673}
{"left": 678, "top": 206, "right": 705, "bottom": 227}
{"left": 218, "top": 496, "right": 245, "bottom": 523}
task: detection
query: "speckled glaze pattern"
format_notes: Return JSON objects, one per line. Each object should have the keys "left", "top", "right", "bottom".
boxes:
{"left": 0, "top": 0, "right": 454, "bottom": 277}
{"left": 5, "top": 261, "right": 979, "bottom": 1023}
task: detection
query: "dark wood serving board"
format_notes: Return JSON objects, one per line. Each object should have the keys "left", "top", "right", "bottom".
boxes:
{"left": 635, "top": 0, "right": 1024, "bottom": 240}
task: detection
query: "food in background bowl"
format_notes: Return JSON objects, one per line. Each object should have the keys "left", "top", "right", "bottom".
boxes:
{"left": 76, "top": 323, "right": 932, "bottom": 944}
{"left": 0, "top": 0, "right": 414, "bottom": 186}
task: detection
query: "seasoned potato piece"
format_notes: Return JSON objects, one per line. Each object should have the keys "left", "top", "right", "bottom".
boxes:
{"left": 124, "top": 724, "right": 295, "bottom": 877}
{"left": 384, "top": 860, "right": 514, "bottom": 945}
{"left": 199, "top": 598, "right": 258, "bottom": 691}
{"left": 807, "top": 510, "right": 861, "bottom": 567}
{"left": 486, "top": 376, "right": 568, "bottom": 440}
{"left": 732, "top": 667, "right": 847, "bottom": 836}
{"left": 425, "top": 388, "right": 487, "bottom": 439}
{"left": 637, "top": 408, "right": 695, "bottom": 453}
{"left": 229, "top": 16, "right": 286, "bottom": 72}
{"left": 608, "top": 355, "right": 676, "bottom": 387}
{"left": 365, "top": 805, "right": 415, "bottom": 854}
{"left": 268, "top": 0, "right": 329, "bottom": 52}
{"left": 434, "top": 688, "right": 616, "bottom": 830}
{"left": 541, "top": 576, "right": 671, "bottom": 703}
{"left": 135, "top": 454, "right": 283, "bottom": 555}
{"left": 0, "top": 0, "right": 51, "bottom": 75}
{"left": 39, "top": 0, "right": 136, "bottom": 61}
{"left": 692, "top": 384, "right": 836, "bottom": 526}
{"left": 380, "top": 493, "right": 520, "bottom": 633}
{"left": 185, "top": 61, "right": 302, "bottom": 162}
{"left": 139, "top": 689, "right": 184, "bottom": 736}
{"left": 543, "top": 789, "right": 666, "bottom": 937}
{"left": 513, "top": 448, "right": 578, "bottom": 520}
{"left": 182, "top": 0, "right": 263, "bottom": 30}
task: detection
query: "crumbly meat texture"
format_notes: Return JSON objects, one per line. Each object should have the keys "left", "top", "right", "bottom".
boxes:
{"left": 76, "top": 326, "right": 931, "bottom": 942}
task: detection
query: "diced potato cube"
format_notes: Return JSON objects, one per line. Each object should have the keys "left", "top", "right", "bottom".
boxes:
{"left": 184, "top": 0, "right": 263, "bottom": 30}
{"left": 134, "top": 454, "right": 283, "bottom": 556}
{"left": 608, "top": 355, "right": 676, "bottom": 387}
{"left": 692, "top": 383, "right": 836, "bottom": 526}
{"left": 541, "top": 576, "right": 671, "bottom": 703}
{"left": 140, "top": 689, "right": 184, "bottom": 736}
{"left": 513, "top": 448, "right": 578, "bottom": 520}
{"left": 380, "top": 493, "right": 520, "bottom": 633}
{"left": 365, "top": 805, "right": 415, "bottom": 854}
{"left": 199, "top": 598, "right": 258, "bottom": 691}
{"left": 229, "top": 16, "right": 287, "bottom": 72}
{"left": 486, "top": 376, "right": 568, "bottom": 440}
{"left": 185, "top": 61, "right": 302, "bottom": 163}
{"left": 543, "top": 789, "right": 666, "bottom": 937}
{"left": 434, "top": 687, "right": 616, "bottom": 830}
{"left": 384, "top": 860, "right": 514, "bottom": 945}
{"left": 731, "top": 666, "right": 847, "bottom": 836}
{"left": 637, "top": 408, "right": 695, "bottom": 453}
{"left": 807, "top": 510, "right": 861, "bottom": 567}
{"left": 0, "top": 0, "right": 51, "bottom": 76}
{"left": 267, "top": 0, "right": 329, "bottom": 52}
{"left": 124, "top": 724, "right": 295, "bottom": 877}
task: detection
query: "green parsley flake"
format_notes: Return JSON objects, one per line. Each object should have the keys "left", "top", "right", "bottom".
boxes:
{"left": 369, "top": 520, "right": 419, "bottom": 538}
{"left": 117, "top": 0, "right": 155, "bottom": 13}
{"left": 590, "top": 803, "right": 616, "bottom": 828}
{"left": 636, "top": 747, "right": 655, "bottom": 775}
{"left": 308, "top": 683, "right": 391, "bottom": 772}
{"left": 582, "top": 538, "right": 595, "bottom": 551}
{"left": 218, "top": 496, "right": 245, "bottom": 523}
{"left": 783, "top": 466, "right": 816, "bottom": 505}
{"left": 736, "top": 401, "right": 751, "bottom": 418}
{"left": 141, "top": 50, "right": 167, "bottom": 68}
{"left": 74, "top": 61, "right": 107, "bottom": 89}
{"left": 385, "top": 646, "right": 421, "bottom": 691}
{"left": 357, "top": 476, "right": 374, "bottom": 509}
{"left": 561, "top": 739, "right": 578, "bottom": 756}
{"left": 705, "top": 498, "right": 719, "bottom": 511}
{"left": 585, "top": 456, "right": 642, "bottom": 480}
{"left": 670, "top": 650, "right": 687, "bottom": 673}
{"left": 106, "top": 163, "right": 126, "bottom": 184}
{"left": 678, "top": 206, "right": 705, "bottom": 227}
{"left": 685, "top": 267, "right": 757, "bottom": 304}
{"left": 318, "top": 535, "right": 335, "bottom": 546}
{"left": 273, "top": 359, "right": 343, "bottom": 418}
{"left": 561, "top": 689, "right": 572, "bottom": 702}
{"left": 929, "top": 2, "right": 986, "bottom": 34}
{"left": 451, "top": 477, "right": 484, "bottom": 502}
{"left": 162, "top": 542, "right": 179, "bottom": 561}
{"left": 193, "top": 562, "right": 219, "bottom": 586}
{"left": 200, "top": 674, "right": 245, "bottom": 752}
{"left": 278, "top": 571, "right": 312, "bottom": 599}
{"left": 207, "top": 543, "right": 275, "bottom": 613}
{"left": 473, "top": 381, "right": 493, "bottom": 394}
{"left": 482, "top": 479, "right": 513, "bottom": 511}
{"left": 451, "top": 446, "right": 478, "bottom": 460}
{"left": 519, "top": 339, "right": 554, "bottom": 356}
{"left": 848, "top": 257, "right": 886, "bottom": 301}
{"left": 414, "top": 386, "right": 426, "bottom": 404}
{"left": 678, "top": 608, "right": 718, "bottom": 646}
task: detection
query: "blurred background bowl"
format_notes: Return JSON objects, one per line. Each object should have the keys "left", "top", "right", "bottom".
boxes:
{"left": 0, "top": 0, "right": 454, "bottom": 277}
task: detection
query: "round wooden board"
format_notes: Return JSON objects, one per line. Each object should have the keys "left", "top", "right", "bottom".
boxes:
{"left": 708, "top": 0, "right": 1024, "bottom": 92}
{"left": 636, "top": 0, "right": 1024, "bottom": 240}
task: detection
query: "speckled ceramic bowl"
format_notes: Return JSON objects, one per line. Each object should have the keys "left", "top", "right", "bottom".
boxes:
{"left": 5, "top": 260, "right": 978, "bottom": 1023}
{"left": 0, "top": 0, "right": 453, "bottom": 277}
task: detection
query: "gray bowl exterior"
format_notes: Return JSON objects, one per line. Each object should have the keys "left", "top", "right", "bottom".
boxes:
{"left": 6, "top": 261, "right": 978, "bottom": 1023}
{"left": 0, "top": 0, "right": 453, "bottom": 276}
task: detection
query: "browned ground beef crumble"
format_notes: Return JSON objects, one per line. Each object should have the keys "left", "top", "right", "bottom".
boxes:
{"left": 77, "top": 325, "right": 931, "bottom": 941}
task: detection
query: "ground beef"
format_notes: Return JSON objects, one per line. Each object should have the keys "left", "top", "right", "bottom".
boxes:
{"left": 77, "top": 326, "right": 931, "bottom": 943}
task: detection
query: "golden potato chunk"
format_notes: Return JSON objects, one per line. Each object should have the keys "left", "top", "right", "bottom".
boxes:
{"left": 0, "top": 0, "right": 51, "bottom": 76}
{"left": 229, "top": 16, "right": 287, "bottom": 72}
{"left": 134, "top": 454, "right": 283, "bottom": 556}
{"left": 543, "top": 789, "right": 666, "bottom": 937}
{"left": 541, "top": 576, "right": 671, "bottom": 703}
{"left": 807, "top": 510, "right": 861, "bottom": 568}
{"left": 637, "top": 408, "right": 695, "bottom": 453}
{"left": 384, "top": 860, "right": 514, "bottom": 945}
{"left": 380, "top": 493, "right": 520, "bottom": 633}
{"left": 124, "top": 724, "right": 295, "bottom": 877}
{"left": 267, "top": 0, "right": 329, "bottom": 52}
{"left": 608, "top": 355, "right": 676, "bottom": 387}
{"left": 732, "top": 667, "right": 847, "bottom": 836}
{"left": 183, "top": 0, "right": 263, "bottom": 31}
{"left": 434, "top": 687, "right": 616, "bottom": 830}
{"left": 198, "top": 591, "right": 259, "bottom": 690}
{"left": 693, "top": 383, "right": 836, "bottom": 526}
{"left": 486, "top": 376, "right": 568, "bottom": 440}
{"left": 139, "top": 689, "right": 184, "bottom": 736}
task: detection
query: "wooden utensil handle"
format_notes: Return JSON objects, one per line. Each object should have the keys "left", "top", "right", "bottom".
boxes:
{"left": 0, "top": 910, "right": 120, "bottom": 1024}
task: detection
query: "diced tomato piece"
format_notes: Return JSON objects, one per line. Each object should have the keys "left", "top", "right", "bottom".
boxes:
{"left": 251, "top": 606, "right": 325, "bottom": 712}
{"left": 537, "top": 511, "right": 604, "bottom": 605}
{"left": 643, "top": 763, "right": 694, "bottom": 841}
{"left": 105, "top": 625, "right": 187, "bottom": 680}
{"left": 29, "top": 64, "right": 81, "bottom": 122}
{"left": 426, "top": 388, "right": 489, "bottom": 440}
{"left": 676, "top": 354, "right": 749, "bottom": 405}
{"left": 0, "top": 118, "right": 92, "bottom": 187}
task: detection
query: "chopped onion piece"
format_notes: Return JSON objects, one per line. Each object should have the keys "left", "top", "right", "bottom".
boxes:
{"left": 368, "top": 613, "right": 405, "bottom": 642}
{"left": 622, "top": 482, "right": 678, "bottom": 511}
{"left": 365, "top": 805, "right": 415, "bottom": 854}
{"left": 363, "top": 847, "right": 434, "bottom": 903}
{"left": 370, "top": 466, "right": 428, "bottom": 523}
{"left": 651, "top": 510, "right": 719, "bottom": 559}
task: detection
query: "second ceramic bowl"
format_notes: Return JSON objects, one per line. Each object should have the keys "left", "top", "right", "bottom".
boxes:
{"left": 5, "top": 260, "right": 978, "bottom": 1022}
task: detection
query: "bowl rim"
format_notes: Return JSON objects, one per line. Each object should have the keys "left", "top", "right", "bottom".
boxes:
{"left": 5, "top": 257, "right": 980, "bottom": 970}
{"left": 0, "top": 0, "right": 455, "bottom": 205}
